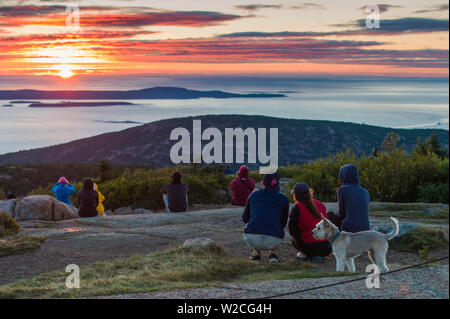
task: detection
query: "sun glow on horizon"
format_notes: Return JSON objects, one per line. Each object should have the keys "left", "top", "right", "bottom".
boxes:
{"left": 56, "top": 64, "right": 75, "bottom": 78}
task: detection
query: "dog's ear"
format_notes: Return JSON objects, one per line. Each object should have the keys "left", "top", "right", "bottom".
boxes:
{"left": 322, "top": 218, "right": 334, "bottom": 229}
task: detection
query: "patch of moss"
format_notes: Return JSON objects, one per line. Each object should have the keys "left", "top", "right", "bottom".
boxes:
{"left": 0, "top": 245, "right": 351, "bottom": 299}
{"left": 0, "top": 235, "right": 47, "bottom": 257}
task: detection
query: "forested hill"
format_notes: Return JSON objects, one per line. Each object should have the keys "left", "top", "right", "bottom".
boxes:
{"left": 0, "top": 115, "right": 447, "bottom": 166}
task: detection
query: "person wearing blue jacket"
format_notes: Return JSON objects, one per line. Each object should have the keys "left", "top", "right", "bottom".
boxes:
{"left": 51, "top": 177, "right": 77, "bottom": 206}
{"left": 328, "top": 164, "right": 370, "bottom": 233}
{"left": 242, "top": 172, "right": 289, "bottom": 263}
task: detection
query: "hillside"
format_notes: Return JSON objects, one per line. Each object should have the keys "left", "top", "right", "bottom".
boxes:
{"left": 0, "top": 115, "right": 448, "bottom": 167}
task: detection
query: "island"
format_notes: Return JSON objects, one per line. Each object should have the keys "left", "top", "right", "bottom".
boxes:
{"left": 0, "top": 87, "right": 286, "bottom": 100}
{"left": 29, "top": 102, "right": 136, "bottom": 108}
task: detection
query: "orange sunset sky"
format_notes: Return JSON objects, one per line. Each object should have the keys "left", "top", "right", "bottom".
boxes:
{"left": 0, "top": 0, "right": 448, "bottom": 83}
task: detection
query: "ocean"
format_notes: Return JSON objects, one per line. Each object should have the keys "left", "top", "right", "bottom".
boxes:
{"left": 0, "top": 78, "right": 448, "bottom": 155}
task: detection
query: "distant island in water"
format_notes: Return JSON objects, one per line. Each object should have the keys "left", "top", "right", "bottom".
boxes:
{"left": 0, "top": 87, "right": 285, "bottom": 100}
{"left": 29, "top": 102, "right": 135, "bottom": 108}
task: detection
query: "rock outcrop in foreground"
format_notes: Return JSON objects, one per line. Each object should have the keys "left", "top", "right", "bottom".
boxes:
{"left": 0, "top": 195, "right": 78, "bottom": 221}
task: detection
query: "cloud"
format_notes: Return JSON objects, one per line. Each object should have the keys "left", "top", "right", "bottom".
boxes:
{"left": 234, "top": 4, "right": 283, "bottom": 11}
{"left": 355, "top": 17, "right": 449, "bottom": 33}
{"left": 290, "top": 3, "right": 325, "bottom": 10}
{"left": 359, "top": 4, "right": 403, "bottom": 14}
{"left": 0, "top": 6, "right": 244, "bottom": 28}
{"left": 414, "top": 4, "right": 449, "bottom": 14}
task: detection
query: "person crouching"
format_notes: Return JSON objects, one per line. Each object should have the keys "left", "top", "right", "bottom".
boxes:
{"left": 289, "top": 182, "right": 331, "bottom": 261}
{"left": 242, "top": 172, "right": 289, "bottom": 263}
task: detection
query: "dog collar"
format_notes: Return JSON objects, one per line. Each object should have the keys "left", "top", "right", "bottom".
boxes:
{"left": 331, "top": 232, "right": 341, "bottom": 244}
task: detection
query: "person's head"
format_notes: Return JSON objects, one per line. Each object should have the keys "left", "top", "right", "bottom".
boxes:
{"left": 238, "top": 165, "right": 249, "bottom": 179}
{"left": 83, "top": 178, "right": 94, "bottom": 190}
{"left": 339, "top": 164, "right": 360, "bottom": 186}
{"left": 171, "top": 171, "right": 182, "bottom": 184}
{"left": 262, "top": 172, "right": 280, "bottom": 193}
{"left": 58, "top": 177, "right": 69, "bottom": 184}
{"left": 291, "top": 182, "right": 322, "bottom": 220}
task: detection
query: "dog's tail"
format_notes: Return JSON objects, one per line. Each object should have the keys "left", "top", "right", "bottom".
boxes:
{"left": 384, "top": 217, "right": 399, "bottom": 241}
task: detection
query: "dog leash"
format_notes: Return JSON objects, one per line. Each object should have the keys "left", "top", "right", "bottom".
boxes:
{"left": 260, "top": 255, "right": 449, "bottom": 299}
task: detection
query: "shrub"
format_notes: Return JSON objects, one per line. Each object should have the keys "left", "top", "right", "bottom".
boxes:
{"left": 390, "top": 228, "right": 449, "bottom": 252}
{"left": 0, "top": 211, "right": 21, "bottom": 238}
{"left": 417, "top": 183, "right": 449, "bottom": 204}
{"left": 0, "top": 189, "right": 6, "bottom": 200}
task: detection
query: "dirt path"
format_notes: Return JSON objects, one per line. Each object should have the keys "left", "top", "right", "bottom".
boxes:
{"left": 0, "top": 204, "right": 448, "bottom": 298}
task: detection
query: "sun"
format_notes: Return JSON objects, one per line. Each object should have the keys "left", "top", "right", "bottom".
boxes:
{"left": 56, "top": 65, "right": 75, "bottom": 78}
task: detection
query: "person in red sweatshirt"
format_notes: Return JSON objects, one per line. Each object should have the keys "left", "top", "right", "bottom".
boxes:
{"left": 230, "top": 165, "right": 255, "bottom": 206}
{"left": 289, "top": 182, "right": 331, "bottom": 261}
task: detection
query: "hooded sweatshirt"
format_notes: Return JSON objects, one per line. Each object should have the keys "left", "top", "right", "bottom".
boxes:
{"left": 337, "top": 164, "right": 370, "bottom": 233}
{"left": 242, "top": 173, "right": 289, "bottom": 239}
{"left": 230, "top": 166, "right": 255, "bottom": 206}
{"left": 51, "top": 183, "right": 76, "bottom": 206}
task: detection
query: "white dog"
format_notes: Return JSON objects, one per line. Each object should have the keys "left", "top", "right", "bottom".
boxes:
{"left": 311, "top": 217, "right": 399, "bottom": 273}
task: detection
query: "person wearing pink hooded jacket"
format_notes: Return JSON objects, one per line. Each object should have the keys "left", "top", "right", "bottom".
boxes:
{"left": 230, "top": 166, "right": 255, "bottom": 206}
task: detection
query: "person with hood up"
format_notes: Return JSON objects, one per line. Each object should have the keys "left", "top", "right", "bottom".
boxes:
{"left": 51, "top": 177, "right": 76, "bottom": 206}
{"left": 327, "top": 164, "right": 370, "bottom": 232}
{"left": 242, "top": 172, "right": 289, "bottom": 263}
{"left": 230, "top": 165, "right": 255, "bottom": 206}
{"left": 78, "top": 178, "right": 99, "bottom": 218}
{"left": 94, "top": 183, "right": 106, "bottom": 216}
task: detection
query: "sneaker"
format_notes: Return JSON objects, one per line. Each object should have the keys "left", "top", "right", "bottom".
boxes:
{"left": 268, "top": 253, "right": 280, "bottom": 263}
{"left": 311, "top": 256, "right": 325, "bottom": 262}
{"left": 296, "top": 252, "right": 308, "bottom": 261}
{"left": 249, "top": 254, "right": 261, "bottom": 261}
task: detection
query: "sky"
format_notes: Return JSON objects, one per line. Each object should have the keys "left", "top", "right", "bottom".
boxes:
{"left": 0, "top": 0, "right": 448, "bottom": 88}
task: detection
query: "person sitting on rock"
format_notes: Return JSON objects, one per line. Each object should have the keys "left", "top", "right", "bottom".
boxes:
{"left": 242, "top": 172, "right": 289, "bottom": 263}
{"left": 94, "top": 182, "right": 106, "bottom": 217}
{"left": 160, "top": 171, "right": 189, "bottom": 213}
{"left": 230, "top": 165, "right": 255, "bottom": 206}
{"left": 78, "top": 178, "right": 99, "bottom": 218}
{"left": 289, "top": 182, "right": 331, "bottom": 261}
{"left": 225, "top": 165, "right": 234, "bottom": 175}
{"left": 327, "top": 164, "right": 370, "bottom": 233}
{"left": 51, "top": 177, "right": 76, "bottom": 206}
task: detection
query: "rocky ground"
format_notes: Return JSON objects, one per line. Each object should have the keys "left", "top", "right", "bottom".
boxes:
{"left": 0, "top": 203, "right": 448, "bottom": 298}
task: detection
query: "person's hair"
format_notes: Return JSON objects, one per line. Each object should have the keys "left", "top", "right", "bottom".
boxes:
{"left": 297, "top": 190, "right": 322, "bottom": 220}
{"left": 171, "top": 171, "right": 182, "bottom": 184}
{"left": 83, "top": 178, "right": 94, "bottom": 190}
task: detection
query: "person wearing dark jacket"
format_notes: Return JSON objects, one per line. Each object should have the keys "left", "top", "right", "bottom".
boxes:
{"left": 242, "top": 172, "right": 289, "bottom": 263}
{"left": 230, "top": 165, "right": 255, "bottom": 206}
{"left": 6, "top": 191, "right": 16, "bottom": 200}
{"left": 161, "top": 171, "right": 189, "bottom": 213}
{"left": 328, "top": 164, "right": 370, "bottom": 233}
{"left": 288, "top": 183, "right": 331, "bottom": 261}
{"left": 78, "top": 178, "right": 99, "bottom": 218}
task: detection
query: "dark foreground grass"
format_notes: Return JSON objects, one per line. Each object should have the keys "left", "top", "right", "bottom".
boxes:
{"left": 0, "top": 245, "right": 351, "bottom": 299}
{"left": 390, "top": 227, "right": 449, "bottom": 253}
{"left": 0, "top": 235, "right": 47, "bottom": 257}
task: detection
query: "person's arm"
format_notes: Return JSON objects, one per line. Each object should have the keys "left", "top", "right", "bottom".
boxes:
{"left": 242, "top": 197, "right": 251, "bottom": 223}
{"left": 67, "top": 184, "right": 76, "bottom": 194}
{"left": 51, "top": 184, "right": 58, "bottom": 194}
{"left": 337, "top": 188, "right": 346, "bottom": 221}
{"left": 288, "top": 205, "right": 301, "bottom": 238}
{"left": 95, "top": 193, "right": 99, "bottom": 207}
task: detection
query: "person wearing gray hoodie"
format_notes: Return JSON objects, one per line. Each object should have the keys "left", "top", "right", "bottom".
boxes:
{"left": 327, "top": 164, "right": 370, "bottom": 233}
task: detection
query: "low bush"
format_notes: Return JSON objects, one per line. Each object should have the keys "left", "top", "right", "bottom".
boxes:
{"left": 0, "top": 211, "right": 21, "bottom": 238}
